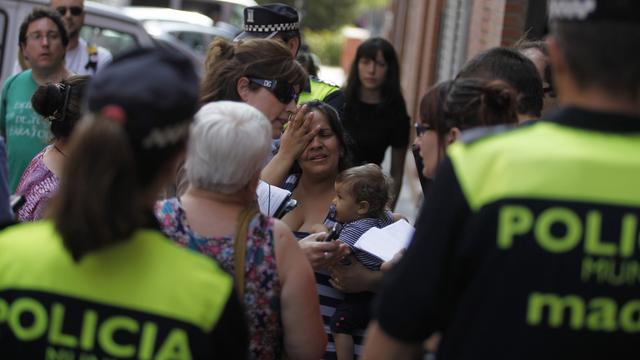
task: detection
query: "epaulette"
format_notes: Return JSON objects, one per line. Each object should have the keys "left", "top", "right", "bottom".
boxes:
{"left": 459, "top": 120, "right": 537, "bottom": 145}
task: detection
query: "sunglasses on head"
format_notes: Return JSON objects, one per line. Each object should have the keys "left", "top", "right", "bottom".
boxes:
{"left": 248, "top": 77, "right": 298, "bottom": 104}
{"left": 56, "top": 6, "right": 83, "bottom": 16}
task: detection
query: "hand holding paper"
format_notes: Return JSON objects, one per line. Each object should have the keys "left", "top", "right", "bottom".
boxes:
{"left": 256, "top": 180, "right": 297, "bottom": 218}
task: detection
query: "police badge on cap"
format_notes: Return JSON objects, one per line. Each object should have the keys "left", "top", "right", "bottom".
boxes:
{"left": 234, "top": 3, "right": 300, "bottom": 42}
{"left": 548, "top": 0, "right": 640, "bottom": 22}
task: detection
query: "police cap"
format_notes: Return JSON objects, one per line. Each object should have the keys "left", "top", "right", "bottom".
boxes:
{"left": 87, "top": 47, "right": 199, "bottom": 149}
{"left": 548, "top": 0, "right": 640, "bottom": 23}
{"left": 234, "top": 3, "right": 300, "bottom": 42}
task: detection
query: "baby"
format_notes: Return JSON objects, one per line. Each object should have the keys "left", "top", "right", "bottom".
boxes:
{"left": 330, "top": 163, "right": 394, "bottom": 359}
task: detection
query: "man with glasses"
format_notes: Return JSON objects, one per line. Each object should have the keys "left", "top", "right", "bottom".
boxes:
{"left": 1, "top": 8, "right": 71, "bottom": 192}
{"left": 49, "top": 0, "right": 111, "bottom": 75}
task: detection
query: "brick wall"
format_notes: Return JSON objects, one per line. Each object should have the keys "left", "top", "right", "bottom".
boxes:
{"left": 465, "top": 0, "right": 529, "bottom": 59}
{"left": 502, "top": 0, "right": 528, "bottom": 46}
{"left": 466, "top": 0, "right": 506, "bottom": 60}
{"left": 387, "top": 0, "right": 530, "bottom": 121}
{"left": 387, "top": 0, "right": 446, "bottom": 125}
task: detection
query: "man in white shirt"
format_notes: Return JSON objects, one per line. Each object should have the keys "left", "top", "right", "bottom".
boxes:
{"left": 14, "top": 0, "right": 112, "bottom": 75}
{"left": 51, "top": 0, "right": 111, "bottom": 75}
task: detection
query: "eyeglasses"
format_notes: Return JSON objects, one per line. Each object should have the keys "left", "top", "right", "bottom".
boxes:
{"left": 248, "top": 77, "right": 298, "bottom": 104}
{"left": 56, "top": 6, "right": 84, "bottom": 16}
{"left": 415, "top": 122, "right": 433, "bottom": 137}
{"left": 26, "top": 31, "right": 61, "bottom": 43}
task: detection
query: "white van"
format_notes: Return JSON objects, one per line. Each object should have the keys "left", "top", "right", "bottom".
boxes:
{"left": 0, "top": 0, "right": 154, "bottom": 84}
{"left": 115, "top": 0, "right": 256, "bottom": 30}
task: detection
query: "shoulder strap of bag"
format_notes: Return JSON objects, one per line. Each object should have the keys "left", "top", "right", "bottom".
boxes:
{"left": 233, "top": 203, "right": 259, "bottom": 298}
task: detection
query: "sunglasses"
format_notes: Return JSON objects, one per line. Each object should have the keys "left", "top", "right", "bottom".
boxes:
{"left": 415, "top": 122, "right": 433, "bottom": 137}
{"left": 56, "top": 6, "right": 84, "bottom": 16}
{"left": 248, "top": 77, "right": 298, "bottom": 104}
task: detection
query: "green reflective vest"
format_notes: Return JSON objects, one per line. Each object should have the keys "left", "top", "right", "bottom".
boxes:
{"left": 0, "top": 221, "right": 233, "bottom": 359}
{"left": 298, "top": 77, "right": 340, "bottom": 104}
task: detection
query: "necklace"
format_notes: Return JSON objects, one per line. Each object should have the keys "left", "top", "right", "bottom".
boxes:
{"left": 53, "top": 144, "right": 67, "bottom": 157}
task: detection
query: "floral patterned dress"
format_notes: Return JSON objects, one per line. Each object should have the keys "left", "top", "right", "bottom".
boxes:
{"left": 155, "top": 198, "right": 283, "bottom": 359}
{"left": 15, "top": 147, "right": 59, "bottom": 222}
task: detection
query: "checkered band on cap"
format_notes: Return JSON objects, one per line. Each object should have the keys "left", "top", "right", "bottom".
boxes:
{"left": 547, "top": 0, "right": 640, "bottom": 22}
{"left": 548, "top": 0, "right": 597, "bottom": 20}
{"left": 244, "top": 22, "right": 299, "bottom": 33}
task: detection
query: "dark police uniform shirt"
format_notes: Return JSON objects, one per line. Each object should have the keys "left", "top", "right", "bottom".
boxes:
{"left": 0, "top": 221, "right": 248, "bottom": 359}
{"left": 374, "top": 107, "right": 640, "bottom": 360}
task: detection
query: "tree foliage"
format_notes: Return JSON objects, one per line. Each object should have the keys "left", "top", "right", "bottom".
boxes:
{"left": 256, "top": 0, "right": 381, "bottom": 31}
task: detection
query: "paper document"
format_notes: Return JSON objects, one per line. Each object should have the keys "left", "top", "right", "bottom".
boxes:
{"left": 256, "top": 180, "right": 296, "bottom": 218}
{"left": 354, "top": 220, "right": 415, "bottom": 262}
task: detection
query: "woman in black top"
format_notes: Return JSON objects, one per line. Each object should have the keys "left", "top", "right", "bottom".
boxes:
{"left": 343, "top": 37, "right": 410, "bottom": 209}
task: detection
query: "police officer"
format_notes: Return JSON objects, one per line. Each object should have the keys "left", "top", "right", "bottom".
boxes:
{"left": 363, "top": 0, "right": 640, "bottom": 359}
{"left": 0, "top": 47, "right": 248, "bottom": 358}
{"left": 234, "top": 3, "right": 345, "bottom": 118}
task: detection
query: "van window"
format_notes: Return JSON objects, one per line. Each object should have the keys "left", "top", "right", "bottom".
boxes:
{"left": 171, "top": 31, "right": 210, "bottom": 55}
{"left": 80, "top": 26, "right": 138, "bottom": 57}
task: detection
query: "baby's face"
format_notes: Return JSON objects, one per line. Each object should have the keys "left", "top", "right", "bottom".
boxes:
{"left": 333, "top": 181, "right": 361, "bottom": 223}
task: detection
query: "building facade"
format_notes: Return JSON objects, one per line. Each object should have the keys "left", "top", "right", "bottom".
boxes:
{"left": 388, "top": 0, "right": 547, "bottom": 126}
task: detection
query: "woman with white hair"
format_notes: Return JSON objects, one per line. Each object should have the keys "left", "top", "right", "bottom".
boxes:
{"left": 155, "top": 101, "right": 326, "bottom": 360}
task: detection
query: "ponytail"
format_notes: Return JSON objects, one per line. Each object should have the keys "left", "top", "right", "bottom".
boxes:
{"left": 444, "top": 78, "right": 518, "bottom": 130}
{"left": 204, "top": 38, "right": 235, "bottom": 72}
{"left": 31, "top": 83, "right": 66, "bottom": 121}
{"left": 479, "top": 80, "right": 518, "bottom": 126}
{"left": 31, "top": 75, "right": 90, "bottom": 140}
{"left": 201, "top": 39, "right": 238, "bottom": 104}
{"left": 49, "top": 114, "right": 144, "bottom": 261}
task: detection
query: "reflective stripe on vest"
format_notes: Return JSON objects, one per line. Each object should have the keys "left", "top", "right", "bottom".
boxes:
{"left": 298, "top": 78, "right": 339, "bottom": 104}
{"left": 448, "top": 121, "right": 640, "bottom": 211}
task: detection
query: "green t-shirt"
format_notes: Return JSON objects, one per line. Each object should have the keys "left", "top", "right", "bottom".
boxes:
{"left": 0, "top": 70, "right": 50, "bottom": 192}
